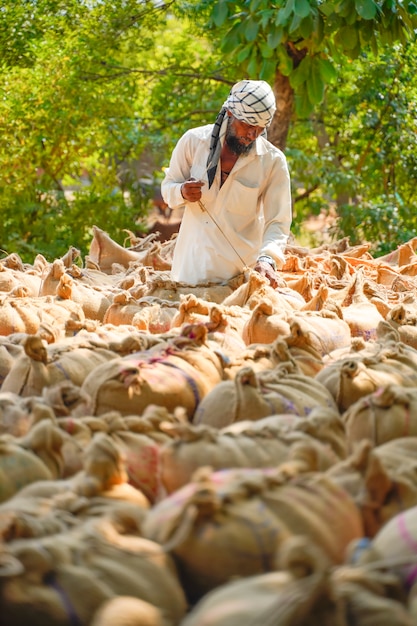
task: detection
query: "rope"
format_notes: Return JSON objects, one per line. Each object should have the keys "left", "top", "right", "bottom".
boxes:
{"left": 197, "top": 199, "right": 249, "bottom": 272}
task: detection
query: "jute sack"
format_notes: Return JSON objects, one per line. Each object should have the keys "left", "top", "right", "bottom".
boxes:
{"left": 106, "top": 413, "right": 173, "bottom": 503}
{"left": 0, "top": 434, "right": 54, "bottom": 503}
{"left": 330, "top": 564, "right": 415, "bottom": 626}
{"left": 159, "top": 414, "right": 344, "bottom": 495}
{"left": 326, "top": 438, "right": 417, "bottom": 538}
{"left": 39, "top": 258, "right": 114, "bottom": 321}
{"left": 194, "top": 363, "right": 338, "bottom": 428}
{"left": 133, "top": 272, "right": 242, "bottom": 305}
{"left": 103, "top": 291, "right": 178, "bottom": 334}
{"left": 288, "top": 308, "right": 352, "bottom": 356}
{"left": 3, "top": 431, "right": 150, "bottom": 508}
{"left": 0, "top": 340, "right": 23, "bottom": 386}
{"left": 222, "top": 270, "right": 303, "bottom": 311}
{"left": 349, "top": 505, "right": 417, "bottom": 603}
{"left": 0, "top": 295, "right": 43, "bottom": 335}
{"left": 315, "top": 348, "right": 417, "bottom": 412}
{"left": 383, "top": 304, "right": 417, "bottom": 349}
{"left": 141, "top": 467, "right": 294, "bottom": 604}
{"left": 142, "top": 467, "right": 363, "bottom": 603}
{"left": 81, "top": 325, "right": 227, "bottom": 419}
{"left": 158, "top": 422, "right": 292, "bottom": 494}
{"left": 0, "top": 513, "right": 187, "bottom": 626}
{"left": 1, "top": 335, "right": 117, "bottom": 397}
{"left": 172, "top": 298, "right": 248, "bottom": 356}
{"left": 132, "top": 301, "right": 179, "bottom": 334}
{"left": 88, "top": 224, "right": 160, "bottom": 273}
{"left": 180, "top": 537, "right": 346, "bottom": 626}
{"left": 0, "top": 390, "right": 54, "bottom": 437}
{"left": 342, "top": 384, "right": 417, "bottom": 449}
{"left": 90, "top": 596, "right": 165, "bottom": 626}
{"left": 241, "top": 299, "right": 291, "bottom": 345}
{"left": 0, "top": 262, "right": 43, "bottom": 296}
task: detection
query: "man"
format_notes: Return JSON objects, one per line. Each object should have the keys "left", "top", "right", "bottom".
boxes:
{"left": 161, "top": 79, "right": 292, "bottom": 286}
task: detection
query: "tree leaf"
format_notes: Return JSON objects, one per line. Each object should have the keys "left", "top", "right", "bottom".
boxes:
{"left": 237, "top": 44, "right": 252, "bottom": 63}
{"left": 277, "top": 45, "right": 293, "bottom": 76}
{"left": 259, "top": 40, "right": 274, "bottom": 58}
{"left": 259, "top": 57, "right": 276, "bottom": 81}
{"left": 307, "top": 65, "right": 325, "bottom": 104}
{"left": 294, "top": 0, "right": 312, "bottom": 18}
{"left": 276, "top": 0, "right": 295, "bottom": 25}
{"left": 295, "top": 84, "right": 314, "bottom": 118}
{"left": 290, "top": 56, "right": 311, "bottom": 88}
{"left": 244, "top": 17, "right": 259, "bottom": 42}
{"left": 317, "top": 57, "right": 337, "bottom": 83}
{"left": 247, "top": 50, "right": 259, "bottom": 76}
{"left": 299, "top": 14, "right": 314, "bottom": 39}
{"left": 337, "top": 24, "right": 359, "bottom": 50}
{"left": 267, "top": 26, "right": 284, "bottom": 49}
{"left": 212, "top": 1, "right": 229, "bottom": 27}
{"left": 289, "top": 11, "right": 302, "bottom": 33}
{"left": 355, "top": 0, "right": 377, "bottom": 20}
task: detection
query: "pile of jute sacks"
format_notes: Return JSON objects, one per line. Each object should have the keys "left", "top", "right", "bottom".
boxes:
{"left": 1, "top": 225, "right": 417, "bottom": 624}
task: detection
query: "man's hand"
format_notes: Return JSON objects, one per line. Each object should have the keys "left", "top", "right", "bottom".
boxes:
{"left": 180, "top": 178, "right": 204, "bottom": 203}
{"left": 254, "top": 260, "right": 285, "bottom": 289}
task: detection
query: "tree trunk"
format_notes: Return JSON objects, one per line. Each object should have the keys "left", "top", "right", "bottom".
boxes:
{"left": 268, "top": 71, "right": 294, "bottom": 151}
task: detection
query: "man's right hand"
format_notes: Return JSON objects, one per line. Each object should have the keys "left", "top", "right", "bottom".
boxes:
{"left": 180, "top": 178, "right": 204, "bottom": 203}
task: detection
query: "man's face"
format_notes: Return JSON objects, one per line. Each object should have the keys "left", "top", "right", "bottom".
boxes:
{"left": 225, "top": 115, "right": 264, "bottom": 156}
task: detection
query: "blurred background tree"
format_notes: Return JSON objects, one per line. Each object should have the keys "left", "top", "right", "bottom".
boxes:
{"left": 0, "top": 0, "right": 416, "bottom": 261}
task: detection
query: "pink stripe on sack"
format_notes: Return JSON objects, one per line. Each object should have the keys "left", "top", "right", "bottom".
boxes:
{"left": 397, "top": 512, "right": 417, "bottom": 553}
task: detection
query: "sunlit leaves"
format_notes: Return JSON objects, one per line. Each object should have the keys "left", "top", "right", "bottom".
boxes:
{"left": 355, "top": 0, "right": 378, "bottom": 20}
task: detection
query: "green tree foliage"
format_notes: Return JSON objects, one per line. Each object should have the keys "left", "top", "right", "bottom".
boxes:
{"left": 1, "top": 0, "right": 417, "bottom": 261}
{"left": 287, "top": 41, "right": 417, "bottom": 255}
{"left": 0, "top": 0, "right": 176, "bottom": 261}
{"left": 191, "top": 0, "right": 417, "bottom": 119}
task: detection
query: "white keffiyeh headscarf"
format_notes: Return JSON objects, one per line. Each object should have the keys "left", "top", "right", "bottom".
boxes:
{"left": 206, "top": 80, "right": 276, "bottom": 188}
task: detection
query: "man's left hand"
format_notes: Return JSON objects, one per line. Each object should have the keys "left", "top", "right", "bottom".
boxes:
{"left": 254, "top": 260, "right": 285, "bottom": 289}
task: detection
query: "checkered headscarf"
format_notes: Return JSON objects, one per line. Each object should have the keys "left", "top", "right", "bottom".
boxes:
{"left": 206, "top": 80, "right": 276, "bottom": 188}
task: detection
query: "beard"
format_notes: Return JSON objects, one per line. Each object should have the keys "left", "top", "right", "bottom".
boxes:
{"left": 225, "top": 120, "right": 255, "bottom": 156}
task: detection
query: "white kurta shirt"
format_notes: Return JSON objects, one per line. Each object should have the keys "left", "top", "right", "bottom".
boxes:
{"left": 161, "top": 123, "right": 292, "bottom": 285}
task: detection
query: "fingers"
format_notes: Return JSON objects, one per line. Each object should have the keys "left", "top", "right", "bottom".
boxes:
{"left": 181, "top": 178, "right": 204, "bottom": 203}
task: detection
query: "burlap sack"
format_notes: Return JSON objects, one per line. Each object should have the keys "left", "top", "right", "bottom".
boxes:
{"left": 1, "top": 335, "right": 117, "bottom": 397}
{"left": 88, "top": 224, "right": 158, "bottom": 273}
{"left": 81, "top": 326, "right": 227, "bottom": 419}
{"left": 0, "top": 513, "right": 187, "bottom": 626}
{"left": 159, "top": 410, "right": 344, "bottom": 494}
{"left": 241, "top": 299, "right": 291, "bottom": 344}
{"left": 315, "top": 349, "right": 417, "bottom": 412}
{"left": 0, "top": 295, "right": 42, "bottom": 335}
{"left": 288, "top": 308, "right": 352, "bottom": 355}
{"left": 40, "top": 260, "right": 114, "bottom": 321}
{"left": 171, "top": 296, "right": 248, "bottom": 353}
{"left": 327, "top": 438, "right": 417, "bottom": 537}
{"left": 0, "top": 435, "right": 54, "bottom": 503}
{"left": 132, "top": 271, "right": 241, "bottom": 304}
{"left": 194, "top": 363, "right": 338, "bottom": 428}
{"left": 0, "top": 390, "right": 50, "bottom": 437}
{"left": 103, "top": 291, "right": 178, "bottom": 334}
{"left": 90, "top": 596, "right": 165, "bottom": 626}
{"left": 142, "top": 467, "right": 293, "bottom": 603}
{"left": 0, "top": 262, "right": 43, "bottom": 296}
{"left": 222, "top": 270, "right": 302, "bottom": 311}
{"left": 343, "top": 385, "right": 417, "bottom": 449}
{"left": 181, "top": 537, "right": 345, "bottom": 626}
{"left": 349, "top": 505, "right": 417, "bottom": 604}
{"left": 142, "top": 467, "right": 363, "bottom": 603}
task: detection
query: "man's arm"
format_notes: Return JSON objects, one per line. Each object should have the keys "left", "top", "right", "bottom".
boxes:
{"left": 258, "top": 150, "right": 292, "bottom": 270}
{"left": 161, "top": 130, "right": 200, "bottom": 209}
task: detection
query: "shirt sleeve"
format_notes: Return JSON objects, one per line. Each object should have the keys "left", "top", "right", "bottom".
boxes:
{"left": 258, "top": 151, "right": 292, "bottom": 269}
{"left": 161, "top": 130, "right": 200, "bottom": 210}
